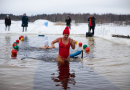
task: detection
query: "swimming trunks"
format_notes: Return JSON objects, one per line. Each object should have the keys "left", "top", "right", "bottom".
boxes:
{"left": 59, "top": 38, "right": 70, "bottom": 59}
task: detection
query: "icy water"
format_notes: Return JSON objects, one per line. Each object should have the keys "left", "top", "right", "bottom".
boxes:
{"left": 0, "top": 34, "right": 130, "bottom": 90}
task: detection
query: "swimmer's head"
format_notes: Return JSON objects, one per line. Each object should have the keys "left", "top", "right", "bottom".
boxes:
{"left": 44, "top": 40, "right": 49, "bottom": 46}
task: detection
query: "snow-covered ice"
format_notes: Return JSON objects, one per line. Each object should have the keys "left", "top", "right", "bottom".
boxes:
{"left": 0, "top": 19, "right": 130, "bottom": 46}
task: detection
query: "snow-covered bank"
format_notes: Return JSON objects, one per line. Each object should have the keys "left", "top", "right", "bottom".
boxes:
{"left": 94, "top": 25, "right": 130, "bottom": 46}
{"left": 0, "top": 19, "right": 130, "bottom": 46}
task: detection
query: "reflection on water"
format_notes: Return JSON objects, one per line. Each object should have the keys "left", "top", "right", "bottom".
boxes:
{"left": 5, "top": 36, "right": 11, "bottom": 45}
{"left": 51, "top": 62, "right": 76, "bottom": 89}
{"left": 88, "top": 37, "right": 95, "bottom": 53}
{"left": 0, "top": 35, "right": 130, "bottom": 90}
{"left": 0, "top": 35, "right": 12, "bottom": 61}
{"left": 85, "top": 37, "right": 95, "bottom": 59}
{"left": 11, "top": 54, "right": 17, "bottom": 59}
{"left": 33, "top": 59, "right": 120, "bottom": 90}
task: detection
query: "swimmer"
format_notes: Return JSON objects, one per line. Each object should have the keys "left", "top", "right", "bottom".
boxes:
{"left": 51, "top": 26, "right": 76, "bottom": 63}
{"left": 41, "top": 36, "right": 52, "bottom": 49}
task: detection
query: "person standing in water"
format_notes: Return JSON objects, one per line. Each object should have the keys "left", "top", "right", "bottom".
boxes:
{"left": 5, "top": 15, "right": 11, "bottom": 31}
{"left": 22, "top": 13, "right": 28, "bottom": 32}
{"left": 51, "top": 27, "right": 76, "bottom": 63}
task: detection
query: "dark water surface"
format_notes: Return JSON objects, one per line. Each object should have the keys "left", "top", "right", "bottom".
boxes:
{"left": 0, "top": 34, "right": 130, "bottom": 90}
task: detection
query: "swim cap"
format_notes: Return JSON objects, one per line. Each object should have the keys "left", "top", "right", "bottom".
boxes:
{"left": 44, "top": 40, "right": 49, "bottom": 46}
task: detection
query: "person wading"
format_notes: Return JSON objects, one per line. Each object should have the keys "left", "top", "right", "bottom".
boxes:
{"left": 51, "top": 27, "right": 76, "bottom": 64}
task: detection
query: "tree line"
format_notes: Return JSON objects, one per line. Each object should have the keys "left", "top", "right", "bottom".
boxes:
{"left": 0, "top": 13, "right": 130, "bottom": 24}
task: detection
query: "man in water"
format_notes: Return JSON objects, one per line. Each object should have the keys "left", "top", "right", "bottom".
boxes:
{"left": 41, "top": 40, "right": 52, "bottom": 49}
{"left": 41, "top": 36, "right": 52, "bottom": 49}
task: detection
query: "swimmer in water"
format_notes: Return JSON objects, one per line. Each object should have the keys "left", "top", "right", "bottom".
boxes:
{"left": 41, "top": 36, "right": 52, "bottom": 49}
{"left": 51, "top": 26, "right": 76, "bottom": 63}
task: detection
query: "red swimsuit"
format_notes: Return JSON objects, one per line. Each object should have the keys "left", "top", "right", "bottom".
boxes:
{"left": 59, "top": 38, "right": 70, "bottom": 59}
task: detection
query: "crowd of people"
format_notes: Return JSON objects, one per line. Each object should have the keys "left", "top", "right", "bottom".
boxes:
{"left": 4, "top": 14, "right": 96, "bottom": 33}
{"left": 5, "top": 13, "right": 28, "bottom": 32}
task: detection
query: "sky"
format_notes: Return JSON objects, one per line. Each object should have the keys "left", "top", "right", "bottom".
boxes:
{"left": 0, "top": 0, "right": 130, "bottom": 16}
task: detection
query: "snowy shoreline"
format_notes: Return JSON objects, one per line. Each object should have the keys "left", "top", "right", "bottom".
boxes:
{"left": 0, "top": 19, "right": 130, "bottom": 46}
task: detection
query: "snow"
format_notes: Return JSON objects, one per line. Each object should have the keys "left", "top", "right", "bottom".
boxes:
{"left": 0, "top": 19, "right": 130, "bottom": 46}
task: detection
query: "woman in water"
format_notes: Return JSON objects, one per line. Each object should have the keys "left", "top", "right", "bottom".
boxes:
{"left": 51, "top": 27, "right": 76, "bottom": 63}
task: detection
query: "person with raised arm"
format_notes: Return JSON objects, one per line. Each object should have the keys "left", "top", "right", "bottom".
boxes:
{"left": 51, "top": 27, "right": 76, "bottom": 63}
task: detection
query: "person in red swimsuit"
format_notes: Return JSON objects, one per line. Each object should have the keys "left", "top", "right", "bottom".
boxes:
{"left": 51, "top": 26, "right": 76, "bottom": 63}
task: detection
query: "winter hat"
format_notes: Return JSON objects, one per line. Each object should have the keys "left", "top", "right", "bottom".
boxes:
{"left": 23, "top": 13, "right": 26, "bottom": 16}
{"left": 63, "top": 27, "right": 70, "bottom": 35}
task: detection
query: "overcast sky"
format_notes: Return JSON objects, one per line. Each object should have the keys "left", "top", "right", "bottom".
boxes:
{"left": 0, "top": 0, "right": 130, "bottom": 16}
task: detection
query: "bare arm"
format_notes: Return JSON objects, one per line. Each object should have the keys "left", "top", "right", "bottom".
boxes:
{"left": 41, "top": 46, "right": 46, "bottom": 49}
{"left": 48, "top": 46, "right": 52, "bottom": 49}
{"left": 70, "top": 39, "right": 76, "bottom": 49}
{"left": 51, "top": 37, "right": 60, "bottom": 48}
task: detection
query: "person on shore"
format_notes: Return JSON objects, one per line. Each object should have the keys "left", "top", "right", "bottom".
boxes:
{"left": 65, "top": 15, "right": 71, "bottom": 29}
{"left": 51, "top": 26, "right": 76, "bottom": 63}
{"left": 5, "top": 15, "right": 11, "bottom": 31}
{"left": 88, "top": 16, "right": 96, "bottom": 35}
{"left": 41, "top": 36, "right": 52, "bottom": 49}
{"left": 22, "top": 13, "right": 28, "bottom": 32}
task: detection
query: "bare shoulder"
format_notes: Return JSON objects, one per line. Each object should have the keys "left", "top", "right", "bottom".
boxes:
{"left": 41, "top": 46, "right": 46, "bottom": 49}
{"left": 69, "top": 38, "right": 73, "bottom": 43}
{"left": 56, "top": 37, "right": 61, "bottom": 42}
{"left": 52, "top": 37, "right": 61, "bottom": 43}
{"left": 57, "top": 37, "right": 61, "bottom": 40}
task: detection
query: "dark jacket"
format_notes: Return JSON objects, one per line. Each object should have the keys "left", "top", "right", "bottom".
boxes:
{"left": 22, "top": 16, "right": 28, "bottom": 27}
{"left": 5, "top": 17, "right": 11, "bottom": 26}
{"left": 65, "top": 17, "right": 71, "bottom": 25}
{"left": 88, "top": 16, "right": 96, "bottom": 27}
